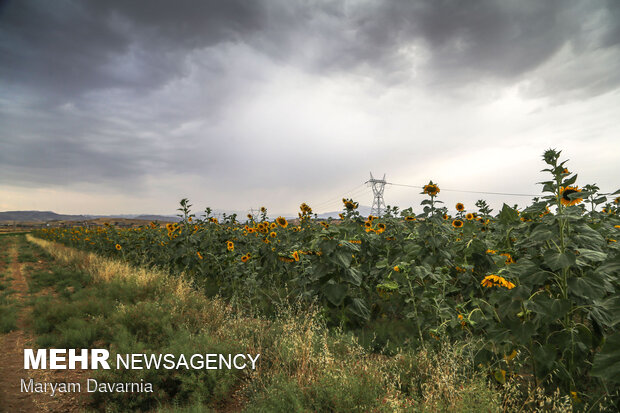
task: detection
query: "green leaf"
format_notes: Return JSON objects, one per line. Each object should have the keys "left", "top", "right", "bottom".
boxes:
{"left": 526, "top": 296, "right": 571, "bottom": 322}
{"left": 544, "top": 250, "right": 576, "bottom": 270}
{"left": 591, "top": 295, "right": 620, "bottom": 328}
{"left": 323, "top": 283, "right": 348, "bottom": 306}
{"left": 348, "top": 298, "right": 370, "bottom": 320}
{"left": 498, "top": 204, "right": 520, "bottom": 225}
{"left": 568, "top": 276, "right": 606, "bottom": 300}
{"left": 332, "top": 250, "right": 353, "bottom": 268}
{"left": 529, "top": 225, "right": 554, "bottom": 242}
{"left": 591, "top": 332, "right": 620, "bottom": 383}
{"left": 576, "top": 249, "right": 608, "bottom": 263}
{"left": 344, "top": 268, "right": 362, "bottom": 286}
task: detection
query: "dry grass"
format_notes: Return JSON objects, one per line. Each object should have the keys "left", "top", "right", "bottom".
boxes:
{"left": 27, "top": 234, "right": 193, "bottom": 299}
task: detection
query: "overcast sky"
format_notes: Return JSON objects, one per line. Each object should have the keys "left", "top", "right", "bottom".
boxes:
{"left": 1, "top": 0, "right": 619, "bottom": 216}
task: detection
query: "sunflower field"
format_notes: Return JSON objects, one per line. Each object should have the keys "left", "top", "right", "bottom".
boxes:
{"left": 33, "top": 149, "right": 620, "bottom": 407}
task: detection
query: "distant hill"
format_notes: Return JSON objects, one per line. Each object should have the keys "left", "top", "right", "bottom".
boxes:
{"left": 0, "top": 206, "right": 374, "bottom": 224}
{"left": 0, "top": 211, "right": 90, "bottom": 222}
{"left": 314, "top": 205, "right": 372, "bottom": 219}
{"left": 0, "top": 211, "right": 178, "bottom": 223}
{"left": 133, "top": 215, "right": 180, "bottom": 222}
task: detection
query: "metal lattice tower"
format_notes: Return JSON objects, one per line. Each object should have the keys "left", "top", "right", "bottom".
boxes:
{"left": 367, "top": 172, "right": 387, "bottom": 217}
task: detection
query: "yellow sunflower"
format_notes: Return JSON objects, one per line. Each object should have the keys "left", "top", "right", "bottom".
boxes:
{"left": 115, "top": 244, "right": 122, "bottom": 251}
{"left": 197, "top": 251, "right": 203, "bottom": 260}
{"left": 241, "top": 254, "right": 250, "bottom": 263}
{"left": 423, "top": 183, "right": 440, "bottom": 196}
{"left": 466, "top": 213, "right": 474, "bottom": 220}
{"left": 276, "top": 216, "right": 288, "bottom": 228}
{"left": 226, "top": 241, "right": 234, "bottom": 252}
{"left": 405, "top": 216, "right": 416, "bottom": 221}
{"left": 292, "top": 251, "right": 300, "bottom": 262}
{"left": 452, "top": 219, "right": 464, "bottom": 229}
{"left": 481, "top": 274, "right": 514, "bottom": 289}
{"left": 456, "top": 203, "right": 465, "bottom": 211}
{"left": 559, "top": 186, "right": 583, "bottom": 207}
{"left": 270, "top": 231, "right": 277, "bottom": 238}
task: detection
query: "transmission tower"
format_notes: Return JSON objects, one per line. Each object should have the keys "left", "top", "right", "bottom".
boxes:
{"left": 367, "top": 172, "right": 387, "bottom": 216}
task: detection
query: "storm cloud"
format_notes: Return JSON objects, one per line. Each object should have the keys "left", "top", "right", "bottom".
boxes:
{"left": 1, "top": 0, "right": 619, "bottom": 214}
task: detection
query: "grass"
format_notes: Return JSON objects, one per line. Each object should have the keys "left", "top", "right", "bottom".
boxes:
{"left": 0, "top": 290, "right": 18, "bottom": 333}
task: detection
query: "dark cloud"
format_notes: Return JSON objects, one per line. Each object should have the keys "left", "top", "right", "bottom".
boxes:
{"left": 3, "top": 0, "right": 619, "bottom": 98}
{"left": 1, "top": 0, "right": 619, "bottom": 200}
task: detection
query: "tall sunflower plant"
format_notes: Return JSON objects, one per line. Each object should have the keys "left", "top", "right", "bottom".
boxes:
{"left": 475, "top": 148, "right": 620, "bottom": 402}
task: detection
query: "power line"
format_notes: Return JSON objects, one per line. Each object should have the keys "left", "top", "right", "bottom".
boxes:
{"left": 386, "top": 182, "right": 540, "bottom": 197}
{"left": 314, "top": 187, "right": 373, "bottom": 213}
{"left": 311, "top": 184, "right": 368, "bottom": 210}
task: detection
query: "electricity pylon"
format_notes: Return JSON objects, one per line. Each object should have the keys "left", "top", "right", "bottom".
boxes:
{"left": 367, "top": 172, "right": 386, "bottom": 217}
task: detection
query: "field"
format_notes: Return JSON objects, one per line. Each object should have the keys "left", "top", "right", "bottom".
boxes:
{"left": 2, "top": 149, "right": 619, "bottom": 411}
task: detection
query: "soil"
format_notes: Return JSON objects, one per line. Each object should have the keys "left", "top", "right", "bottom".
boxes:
{"left": 0, "top": 238, "right": 88, "bottom": 412}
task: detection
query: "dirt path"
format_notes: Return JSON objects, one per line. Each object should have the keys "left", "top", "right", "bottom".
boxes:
{"left": 0, "top": 237, "right": 87, "bottom": 412}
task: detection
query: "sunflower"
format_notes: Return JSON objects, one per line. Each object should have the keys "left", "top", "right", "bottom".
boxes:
{"left": 393, "top": 265, "right": 400, "bottom": 272}
{"left": 559, "top": 186, "right": 583, "bottom": 207}
{"left": 115, "top": 244, "right": 122, "bottom": 250}
{"left": 481, "top": 274, "right": 514, "bottom": 289}
{"left": 197, "top": 251, "right": 203, "bottom": 260}
{"left": 364, "top": 221, "right": 372, "bottom": 228}
{"left": 452, "top": 219, "right": 464, "bottom": 229}
{"left": 270, "top": 231, "right": 277, "bottom": 238}
{"left": 456, "top": 203, "right": 465, "bottom": 211}
{"left": 423, "top": 183, "right": 440, "bottom": 196}
{"left": 247, "top": 214, "right": 253, "bottom": 220}
{"left": 321, "top": 222, "right": 330, "bottom": 229}
{"left": 166, "top": 223, "right": 174, "bottom": 231}
{"left": 562, "top": 168, "right": 570, "bottom": 174}
{"left": 343, "top": 198, "right": 359, "bottom": 210}
{"left": 500, "top": 253, "right": 515, "bottom": 265}
{"left": 226, "top": 241, "right": 234, "bottom": 252}
{"left": 292, "top": 251, "right": 300, "bottom": 262}
{"left": 276, "top": 216, "right": 288, "bottom": 228}
{"left": 260, "top": 206, "right": 266, "bottom": 213}
{"left": 241, "top": 254, "right": 250, "bottom": 263}
{"left": 377, "top": 222, "right": 386, "bottom": 231}
{"left": 615, "top": 197, "right": 620, "bottom": 204}
{"left": 367, "top": 215, "right": 375, "bottom": 222}
{"left": 466, "top": 213, "right": 474, "bottom": 220}
{"left": 270, "top": 222, "right": 276, "bottom": 229}
{"left": 405, "top": 216, "right": 416, "bottom": 221}
{"left": 481, "top": 276, "right": 494, "bottom": 288}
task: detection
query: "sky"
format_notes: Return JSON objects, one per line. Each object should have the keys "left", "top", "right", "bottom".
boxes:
{"left": 1, "top": 0, "right": 619, "bottom": 217}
